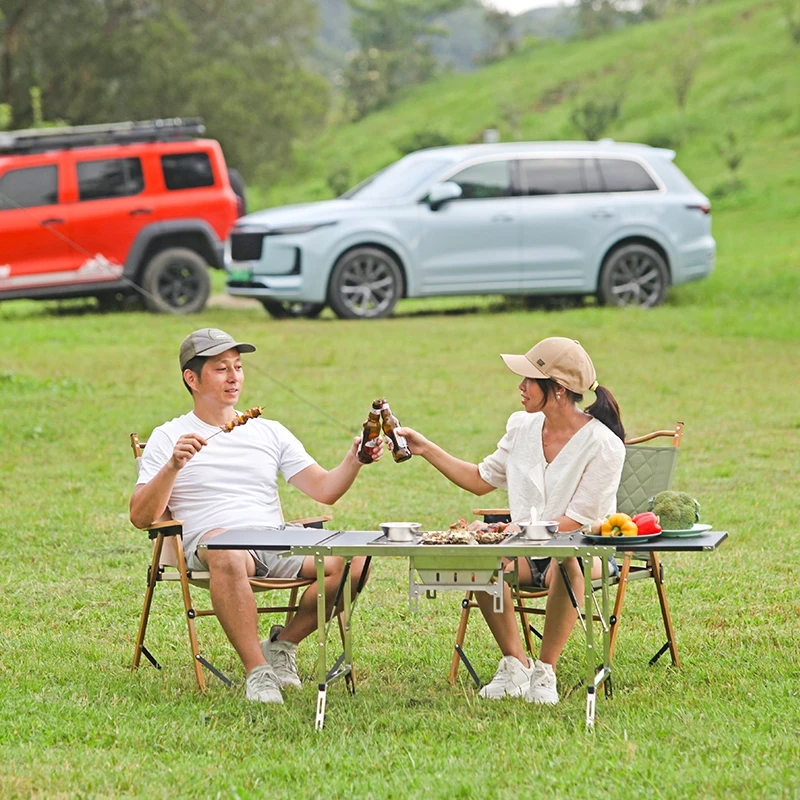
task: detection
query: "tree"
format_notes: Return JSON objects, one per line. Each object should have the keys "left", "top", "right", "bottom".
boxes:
{"left": 479, "top": 8, "right": 517, "bottom": 64}
{"left": 669, "top": 27, "right": 703, "bottom": 110}
{"left": 0, "top": 0, "right": 329, "bottom": 181}
{"left": 344, "top": 0, "right": 466, "bottom": 117}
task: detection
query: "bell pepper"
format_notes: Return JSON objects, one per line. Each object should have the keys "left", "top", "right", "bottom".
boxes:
{"left": 632, "top": 512, "right": 662, "bottom": 536}
{"left": 601, "top": 512, "right": 638, "bottom": 537}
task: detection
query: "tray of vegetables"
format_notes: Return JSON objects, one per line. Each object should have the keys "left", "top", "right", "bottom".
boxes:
{"left": 580, "top": 512, "right": 663, "bottom": 543}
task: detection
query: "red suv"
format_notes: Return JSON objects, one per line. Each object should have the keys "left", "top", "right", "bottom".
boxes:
{"left": 0, "top": 118, "right": 240, "bottom": 313}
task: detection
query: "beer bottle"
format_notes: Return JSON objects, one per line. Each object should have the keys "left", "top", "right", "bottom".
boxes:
{"left": 357, "top": 399, "right": 384, "bottom": 464}
{"left": 380, "top": 400, "right": 412, "bottom": 463}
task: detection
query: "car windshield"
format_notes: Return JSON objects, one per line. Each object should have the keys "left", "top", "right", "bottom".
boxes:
{"left": 343, "top": 156, "right": 453, "bottom": 201}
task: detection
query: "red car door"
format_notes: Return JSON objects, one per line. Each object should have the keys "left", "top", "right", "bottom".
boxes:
{"left": 0, "top": 158, "right": 79, "bottom": 293}
{"left": 60, "top": 149, "right": 151, "bottom": 284}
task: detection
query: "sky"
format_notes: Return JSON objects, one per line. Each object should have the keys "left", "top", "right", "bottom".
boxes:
{"left": 485, "top": 0, "right": 574, "bottom": 12}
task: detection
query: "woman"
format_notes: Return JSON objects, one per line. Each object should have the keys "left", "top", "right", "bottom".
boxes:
{"left": 395, "top": 337, "right": 626, "bottom": 704}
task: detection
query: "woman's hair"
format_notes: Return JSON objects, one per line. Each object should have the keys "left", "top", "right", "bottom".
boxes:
{"left": 584, "top": 385, "right": 625, "bottom": 441}
{"left": 182, "top": 355, "right": 209, "bottom": 395}
{"left": 534, "top": 379, "right": 625, "bottom": 441}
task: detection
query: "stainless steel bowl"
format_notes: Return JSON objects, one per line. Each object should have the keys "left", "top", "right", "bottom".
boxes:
{"left": 520, "top": 520, "right": 559, "bottom": 540}
{"left": 379, "top": 521, "right": 421, "bottom": 542}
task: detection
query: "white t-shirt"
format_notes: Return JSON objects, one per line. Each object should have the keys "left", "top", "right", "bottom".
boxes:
{"left": 136, "top": 411, "right": 317, "bottom": 553}
{"left": 478, "top": 411, "right": 625, "bottom": 525}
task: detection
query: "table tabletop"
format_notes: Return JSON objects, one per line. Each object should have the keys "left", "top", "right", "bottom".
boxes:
{"left": 198, "top": 526, "right": 727, "bottom": 556}
{"left": 199, "top": 527, "right": 616, "bottom": 559}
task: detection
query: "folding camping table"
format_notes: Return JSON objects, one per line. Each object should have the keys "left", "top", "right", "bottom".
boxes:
{"left": 200, "top": 528, "right": 618, "bottom": 730}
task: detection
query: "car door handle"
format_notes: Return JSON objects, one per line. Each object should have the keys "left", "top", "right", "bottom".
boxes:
{"left": 129, "top": 208, "right": 153, "bottom": 216}
{"left": 491, "top": 214, "right": 514, "bottom": 223}
{"left": 41, "top": 217, "right": 65, "bottom": 225}
{"left": 591, "top": 209, "right": 614, "bottom": 219}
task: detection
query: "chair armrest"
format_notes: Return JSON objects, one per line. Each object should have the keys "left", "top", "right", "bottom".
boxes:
{"left": 473, "top": 508, "right": 511, "bottom": 523}
{"left": 145, "top": 519, "right": 184, "bottom": 539}
{"left": 289, "top": 515, "right": 333, "bottom": 530}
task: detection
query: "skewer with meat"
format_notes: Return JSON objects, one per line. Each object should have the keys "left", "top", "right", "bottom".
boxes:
{"left": 207, "top": 406, "right": 263, "bottom": 439}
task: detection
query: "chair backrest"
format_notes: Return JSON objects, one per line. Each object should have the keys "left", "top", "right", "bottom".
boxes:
{"left": 616, "top": 422, "right": 683, "bottom": 517}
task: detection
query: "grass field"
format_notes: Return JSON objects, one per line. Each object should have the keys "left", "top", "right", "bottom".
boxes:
{"left": 2, "top": 0, "right": 800, "bottom": 796}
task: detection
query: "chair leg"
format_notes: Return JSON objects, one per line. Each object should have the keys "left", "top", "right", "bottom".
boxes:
{"left": 173, "top": 537, "right": 206, "bottom": 692}
{"left": 449, "top": 591, "right": 473, "bottom": 684}
{"left": 649, "top": 552, "right": 680, "bottom": 667}
{"left": 132, "top": 533, "right": 165, "bottom": 672}
{"left": 285, "top": 586, "right": 299, "bottom": 625}
{"left": 513, "top": 585, "right": 535, "bottom": 658}
{"left": 608, "top": 553, "right": 632, "bottom": 663}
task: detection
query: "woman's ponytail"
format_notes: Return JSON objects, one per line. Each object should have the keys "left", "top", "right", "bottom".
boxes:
{"left": 585, "top": 385, "right": 625, "bottom": 441}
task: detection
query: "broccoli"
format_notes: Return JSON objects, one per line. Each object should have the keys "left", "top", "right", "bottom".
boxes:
{"left": 647, "top": 490, "right": 700, "bottom": 530}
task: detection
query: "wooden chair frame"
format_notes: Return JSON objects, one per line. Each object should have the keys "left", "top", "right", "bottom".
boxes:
{"left": 129, "top": 432, "right": 333, "bottom": 691}
{"left": 450, "top": 422, "right": 684, "bottom": 686}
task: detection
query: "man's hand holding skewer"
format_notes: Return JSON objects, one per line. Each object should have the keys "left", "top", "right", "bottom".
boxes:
{"left": 170, "top": 433, "right": 207, "bottom": 470}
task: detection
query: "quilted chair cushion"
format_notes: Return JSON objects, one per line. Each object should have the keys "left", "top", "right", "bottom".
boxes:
{"left": 616, "top": 445, "right": 679, "bottom": 517}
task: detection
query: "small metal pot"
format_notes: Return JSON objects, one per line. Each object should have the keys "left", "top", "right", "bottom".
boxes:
{"left": 520, "top": 520, "right": 559, "bottom": 540}
{"left": 379, "top": 521, "right": 421, "bottom": 542}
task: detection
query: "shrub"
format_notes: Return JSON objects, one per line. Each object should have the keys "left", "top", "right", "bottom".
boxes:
{"left": 394, "top": 130, "right": 453, "bottom": 155}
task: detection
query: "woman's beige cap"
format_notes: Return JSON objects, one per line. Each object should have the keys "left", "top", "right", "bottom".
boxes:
{"left": 501, "top": 337, "right": 597, "bottom": 394}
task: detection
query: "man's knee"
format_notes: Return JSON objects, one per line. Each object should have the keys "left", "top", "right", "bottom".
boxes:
{"left": 204, "top": 547, "right": 253, "bottom": 577}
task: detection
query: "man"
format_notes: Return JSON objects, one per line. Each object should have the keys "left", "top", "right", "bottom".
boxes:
{"left": 130, "top": 328, "right": 378, "bottom": 704}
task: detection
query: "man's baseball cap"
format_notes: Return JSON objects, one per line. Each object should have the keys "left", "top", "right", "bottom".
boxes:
{"left": 500, "top": 337, "right": 598, "bottom": 394}
{"left": 179, "top": 328, "right": 256, "bottom": 370}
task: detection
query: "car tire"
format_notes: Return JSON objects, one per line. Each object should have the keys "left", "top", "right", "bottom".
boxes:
{"left": 327, "top": 246, "right": 403, "bottom": 320}
{"left": 260, "top": 298, "right": 325, "bottom": 319}
{"left": 141, "top": 247, "right": 211, "bottom": 314}
{"left": 597, "top": 243, "right": 669, "bottom": 308}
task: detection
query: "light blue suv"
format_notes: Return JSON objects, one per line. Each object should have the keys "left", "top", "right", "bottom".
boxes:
{"left": 225, "top": 141, "right": 715, "bottom": 319}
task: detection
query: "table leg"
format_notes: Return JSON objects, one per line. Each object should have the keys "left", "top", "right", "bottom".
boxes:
{"left": 602, "top": 555, "right": 612, "bottom": 699}
{"left": 583, "top": 555, "right": 596, "bottom": 729}
{"left": 343, "top": 558, "right": 355, "bottom": 695}
{"left": 315, "top": 554, "right": 327, "bottom": 731}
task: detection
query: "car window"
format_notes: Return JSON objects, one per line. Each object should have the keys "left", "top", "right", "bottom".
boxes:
{"left": 161, "top": 152, "right": 215, "bottom": 190}
{"left": 346, "top": 157, "right": 453, "bottom": 201}
{"left": 0, "top": 165, "right": 58, "bottom": 210}
{"left": 597, "top": 158, "right": 658, "bottom": 192}
{"left": 521, "top": 158, "right": 584, "bottom": 195}
{"left": 77, "top": 157, "right": 144, "bottom": 201}
{"left": 582, "top": 159, "right": 605, "bottom": 193}
{"left": 448, "top": 161, "right": 511, "bottom": 199}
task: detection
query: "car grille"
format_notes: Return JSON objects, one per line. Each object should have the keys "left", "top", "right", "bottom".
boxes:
{"left": 230, "top": 232, "right": 265, "bottom": 261}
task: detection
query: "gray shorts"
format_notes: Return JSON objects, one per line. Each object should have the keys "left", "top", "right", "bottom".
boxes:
{"left": 186, "top": 531, "right": 306, "bottom": 579}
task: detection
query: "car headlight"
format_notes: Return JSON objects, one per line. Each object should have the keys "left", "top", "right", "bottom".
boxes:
{"left": 268, "top": 221, "right": 338, "bottom": 235}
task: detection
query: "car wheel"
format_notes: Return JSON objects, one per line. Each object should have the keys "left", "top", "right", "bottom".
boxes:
{"left": 260, "top": 298, "right": 325, "bottom": 319}
{"left": 327, "top": 246, "right": 403, "bottom": 320}
{"left": 597, "top": 243, "right": 668, "bottom": 308}
{"left": 140, "top": 247, "right": 210, "bottom": 314}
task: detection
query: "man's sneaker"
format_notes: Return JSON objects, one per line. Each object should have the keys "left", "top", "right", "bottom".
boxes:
{"left": 260, "top": 624, "right": 302, "bottom": 689}
{"left": 524, "top": 659, "right": 559, "bottom": 705}
{"left": 478, "top": 655, "right": 534, "bottom": 699}
{"left": 245, "top": 664, "right": 283, "bottom": 704}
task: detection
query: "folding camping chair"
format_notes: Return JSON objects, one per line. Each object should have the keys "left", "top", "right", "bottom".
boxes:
{"left": 449, "top": 422, "right": 684, "bottom": 685}
{"left": 129, "top": 432, "right": 333, "bottom": 691}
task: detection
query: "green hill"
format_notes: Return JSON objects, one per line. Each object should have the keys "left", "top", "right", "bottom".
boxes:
{"left": 258, "top": 0, "right": 798, "bottom": 336}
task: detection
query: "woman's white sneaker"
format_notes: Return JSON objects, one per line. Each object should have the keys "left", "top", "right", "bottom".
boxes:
{"left": 524, "top": 659, "right": 558, "bottom": 705}
{"left": 478, "top": 656, "right": 534, "bottom": 699}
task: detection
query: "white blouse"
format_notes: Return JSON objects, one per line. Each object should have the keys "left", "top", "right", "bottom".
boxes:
{"left": 478, "top": 411, "right": 625, "bottom": 525}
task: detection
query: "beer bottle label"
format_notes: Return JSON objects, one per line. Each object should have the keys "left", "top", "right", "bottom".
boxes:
{"left": 394, "top": 431, "right": 409, "bottom": 449}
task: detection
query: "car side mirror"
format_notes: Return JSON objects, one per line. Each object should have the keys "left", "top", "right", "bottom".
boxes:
{"left": 427, "top": 181, "right": 462, "bottom": 211}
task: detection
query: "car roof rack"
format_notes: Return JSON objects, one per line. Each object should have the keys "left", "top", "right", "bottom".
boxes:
{"left": 0, "top": 117, "right": 206, "bottom": 155}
